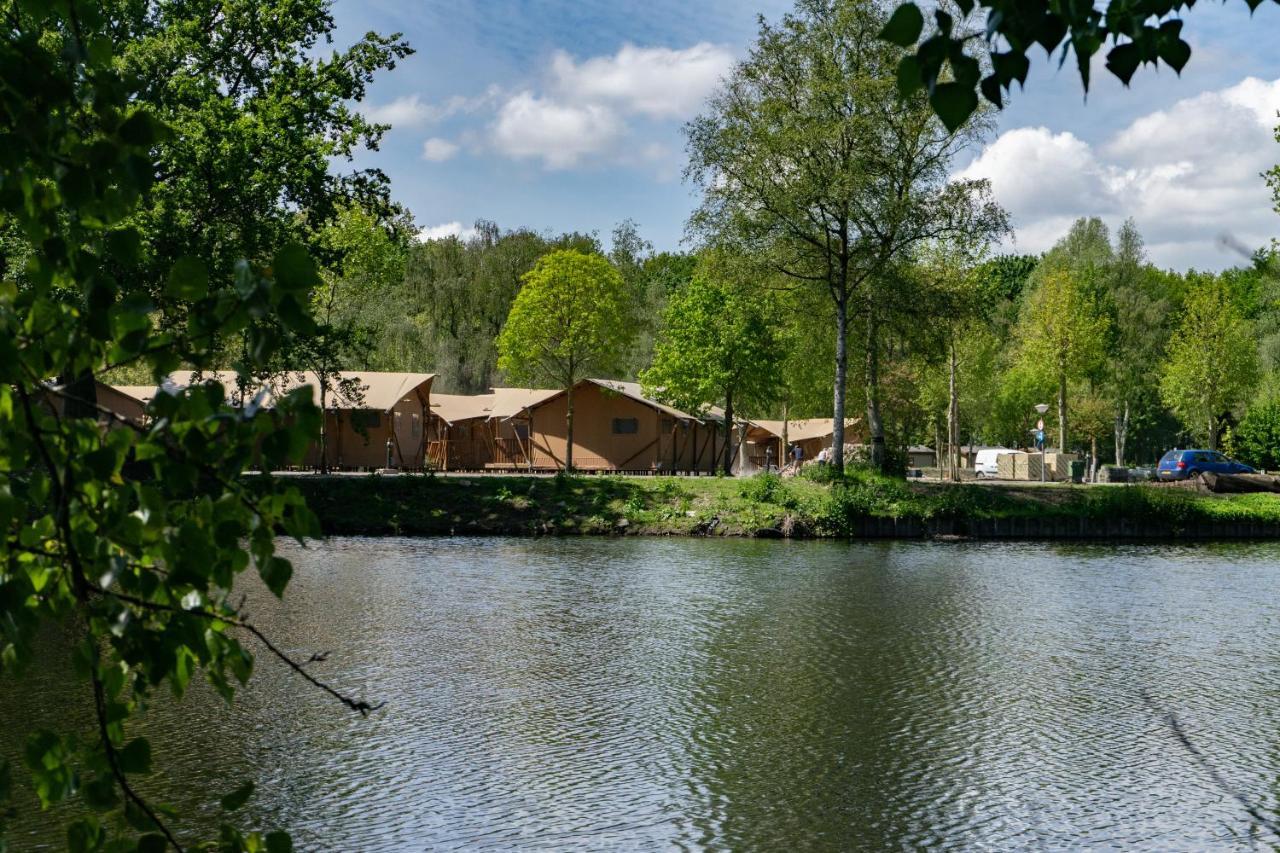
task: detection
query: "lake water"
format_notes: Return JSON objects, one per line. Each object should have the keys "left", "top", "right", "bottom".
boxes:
{"left": 5, "top": 537, "right": 1280, "bottom": 850}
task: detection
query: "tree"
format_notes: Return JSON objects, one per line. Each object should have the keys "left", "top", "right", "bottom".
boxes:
{"left": 641, "top": 259, "right": 785, "bottom": 474}
{"left": 1071, "top": 388, "right": 1115, "bottom": 479}
{"left": 1160, "top": 276, "right": 1261, "bottom": 449}
{"left": 1104, "top": 221, "right": 1171, "bottom": 466}
{"left": 1237, "top": 399, "right": 1280, "bottom": 469}
{"left": 496, "top": 250, "right": 634, "bottom": 470}
{"left": 686, "top": 0, "right": 1006, "bottom": 474}
{"left": 2, "top": 5, "right": 367, "bottom": 848}
{"left": 1015, "top": 268, "right": 1111, "bottom": 452}
{"left": 881, "top": 0, "right": 1267, "bottom": 130}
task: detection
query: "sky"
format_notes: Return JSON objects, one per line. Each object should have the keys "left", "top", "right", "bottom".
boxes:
{"left": 333, "top": 0, "right": 1280, "bottom": 271}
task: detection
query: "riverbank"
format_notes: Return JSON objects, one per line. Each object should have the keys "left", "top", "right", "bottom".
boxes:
{"left": 268, "top": 469, "right": 1280, "bottom": 540}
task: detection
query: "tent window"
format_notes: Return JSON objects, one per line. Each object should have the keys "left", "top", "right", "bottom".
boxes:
{"left": 514, "top": 423, "right": 530, "bottom": 440}
{"left": 351, "top": 411, "right": 381, "bottom": 429}
{"left": 411, "top": 412, "right": 420, "bottom": 437}
{"left": 612, "top": 417, "right": 639, "bottom": 435}
{"left": 661, "top": 418, "right": 674, "bottom": 432}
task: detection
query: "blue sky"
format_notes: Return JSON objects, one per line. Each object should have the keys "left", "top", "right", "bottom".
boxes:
{"left": 334, "top": 0, "right": 1280, "bottom": 270}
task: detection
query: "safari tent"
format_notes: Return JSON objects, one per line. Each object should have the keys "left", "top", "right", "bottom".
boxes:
{"left": 752, "top": 417, "right": 865, "bottom": 465}
{"left": 427, "top": 387, "right": 560, "bottom": 470}
{"left": 164, "top": 370, "right": 434, "bottom": 470}
{"left": 45, "top": 380, "right": 149, "bottom": 427}
{"left": 518, "top": 378, "right": 711, "bottom": 473}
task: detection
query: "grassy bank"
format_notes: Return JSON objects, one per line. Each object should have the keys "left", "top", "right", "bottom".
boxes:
{"left": 264, "top": 468, "right": 1280, "bottom": 539}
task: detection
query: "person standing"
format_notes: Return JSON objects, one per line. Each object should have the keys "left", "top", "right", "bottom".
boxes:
{"left": 791, "top": 443, "right": 804, "bottom": 471}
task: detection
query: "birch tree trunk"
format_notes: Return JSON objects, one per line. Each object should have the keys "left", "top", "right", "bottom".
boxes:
{"left": 948, "top": 339, "right": 960, "bottom": 482}
{"left": 865, "top": 309, "right": 885, "bottom": 471}
{"left": 831, "top": 291, "right": 848, "bottom": 475}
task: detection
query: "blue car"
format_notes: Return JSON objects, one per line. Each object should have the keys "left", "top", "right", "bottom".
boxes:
{"left": 1157, "top": 448, "right": 1255, "bottom": 480}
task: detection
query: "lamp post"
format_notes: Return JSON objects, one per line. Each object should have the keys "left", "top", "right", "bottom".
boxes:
{"left": 1034, "top": 403, "right": 1050, "bottom": 483}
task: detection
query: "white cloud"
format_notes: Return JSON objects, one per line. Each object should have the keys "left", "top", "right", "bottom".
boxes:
{"left": 492, "top": 92, "right": 624, "bottom": 169}
{"left": 957, "top": 77, "right": 1280, "bottom": 269}
{"left": 421, "top": 137, "right": 460, "bottom": 162}
{"left": 417, "top": 221, "right": 478, "bottom": 242}
{"left": 364, "top": 88, "right": 502, "bottom": 129}
{"left": 398, "top": 42, "right": 732, "bottom": 173}
{"left": 550, "top": 42, "right": 734, "bottom": 119}
{"left": 363, "top": 95, "right": 434, "bottom": 128}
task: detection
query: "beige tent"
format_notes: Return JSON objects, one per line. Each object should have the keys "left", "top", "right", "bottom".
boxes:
{"left": 426, "top": 388, "right": 561, "bottom": 470}
{"left": 515, "top": 378, "right": 710, "bottom": 472}
{"left": 752, "top": 417, "right": 865, "bottom": 466}
{"left": 45, "top": 381, "right": 149, "bottom": 427}
{"left": 165, "top": 370, "right": 434, "bottom": 470}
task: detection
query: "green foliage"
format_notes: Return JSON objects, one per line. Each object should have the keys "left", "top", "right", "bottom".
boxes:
{"left": 497, "top": 249, "right": 634, "bottom": 389}
{"left": 0, "top": 3, "right": 390, "bottom": 848}
{"left": 739, "top": 472, "right": 785, "bottom": 504}
{"left": 642, "top": 256, "right": 784, "bottom": 471}
{"left": 886, "top": 0, "right": 1253, "bottom": 128}
{"left": 686, "top": 0, "right": 1007, "bottom": 472}
{"left": 1236, "top": 399, "right": 1280, "bottom": 469}
{"left": 1160, "top": 275, "right": 1261, "bottom": 448}
{"left": 1015, "top": 265, "right": 1111, "bottom": 450}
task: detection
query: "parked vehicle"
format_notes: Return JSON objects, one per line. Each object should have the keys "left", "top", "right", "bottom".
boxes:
{"left": 974, "top": 447, "right": 1009, "bottom": 478}
{"left": 1157, "top": 449, "right": 1255, "bottom": 481}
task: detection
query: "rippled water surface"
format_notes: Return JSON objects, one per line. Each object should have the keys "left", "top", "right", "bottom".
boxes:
{"left": 7, "top": 538, "right": 1280, "bottom": 849}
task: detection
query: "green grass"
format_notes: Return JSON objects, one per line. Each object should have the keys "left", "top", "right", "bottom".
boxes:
{"left": 260, "top": 468, "right": 1280, "bottom": 539}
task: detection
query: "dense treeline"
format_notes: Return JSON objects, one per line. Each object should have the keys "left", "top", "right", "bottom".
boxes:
{"left": 315, "top": 207, "right": 1278, "bottom": 469}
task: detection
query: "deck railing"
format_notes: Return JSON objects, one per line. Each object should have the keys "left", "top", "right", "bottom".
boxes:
{"left": 427, "top": 437, "right": 530, "bottom": 470}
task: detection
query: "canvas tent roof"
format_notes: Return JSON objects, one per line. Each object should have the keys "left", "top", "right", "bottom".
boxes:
{"left": 490, "top": 387, "right": 561, "bottom": 420}
{"left": 586, "top": 379, "right": 699, "bottom": 421}
{"left": 753, "top": 417, "right": 862, "bottom": 443}
{"left": 430, "top": 393, "right": 496, "bottom": 425}
{"left": 501, "top": 379, "right": 700, "bottom": 422}
{"left": 164, "top": 371, "right": 434, "bottom": 412}
{"left": 108, "top": 385, "right": 158, "bottom": 404}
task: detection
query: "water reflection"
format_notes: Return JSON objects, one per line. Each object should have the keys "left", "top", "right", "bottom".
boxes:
{"left": 5, "top": 538, "right": 1280, "bottom": 849}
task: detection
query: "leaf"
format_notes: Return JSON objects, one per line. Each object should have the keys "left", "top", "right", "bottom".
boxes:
{"left": 980, "top": 75, "right": 1003, "bottom": 108}
{"left": 880, "top": 3, "right": 924, "bottom": 47}
{"left": 66, "top": 817, "right": 103, "bottom": 853}
{"left": 266, "top": 831, "right": 294, "bottom": 853}
{"left": 137, "top": 835, "right": 168, "bottom": 853}
{"left": 929, "top": 82, "right": 978, "bottom": 132}
{"left": 1105, "top": 43, "right": 1142, "bottom": 85}
{"left": 258, "top": 556, "right": 293, "bottom": 598}
{"left": 166, "top": 256, "right": 209, "bottom": 300}
{"left": 896, "top": 55, "right": 923, "bottom": 97}
{"left": 123, "top": 799, "right": 158, "bottom": 833}
{"left": 118, "top": 737, "right": 152, "bottom": 774}
{"left": 1158, "top": 36, "right": 1191, "bottom": 72}
{"left": 273, "top": 243, "right": 320, "bottom": 293}
{"left": 220, "top": 780, "right": 255, "bottom": 811}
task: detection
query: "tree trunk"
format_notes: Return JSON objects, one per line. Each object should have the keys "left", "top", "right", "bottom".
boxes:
{"left": 865, "top": 310, "right": 885, "bottom": 471}
{"left": 1114, "top": 400, "right": 1128, "bottom": 467}
{"left": 1091, "top": 434, "right": 1098, "bottom": 482}
{"left": 1057, "top": 367, "right": 1068, "bottom": 453}
{"left": 934, "top": 419, "right": 943, "bottom": 481}
{"left": 1208, "top": 415, "right": 1217, "bottom": 451}
{"left": 831, "top": 292, "right": 848, "bottom": 475}
{"left": 722, "top": 390, "right": 734, "bottom": 476}
{"left": 319, "top": 381, "right": 329, "bottom": 474}
{"left": 781, "top": 399, "right": 789, "bottom": 473}
{"left": 948, "top": 339, "right": 960, "bottom": 482}
{"left": 564, "top": 383, "right": 575, "bottom": 472}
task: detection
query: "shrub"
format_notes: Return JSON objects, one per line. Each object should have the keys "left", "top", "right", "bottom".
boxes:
{"left": 739, "top": 471, "right": 785, "bottom": 503}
